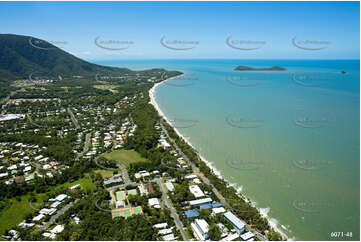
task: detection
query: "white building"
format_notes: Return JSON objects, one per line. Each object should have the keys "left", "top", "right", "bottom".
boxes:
{"left": 55, "top": 194, "right": 68, "bottom": 201}
{"left": 153, "top": 222, "right": 168, "bottom": 229}
{"left": 191, "top": 219, "right": 209, "bottom": 241}
{"left": 165, "top": 182, "right": 175, "bottom": 192}
{"left": 189, "top": 185, "right": 205, "bottom": 198}
{"left": 224, "top": 211, "right": 246, "bottom": 234}
{"left": 189, "top": 197, "right": 212, "bottom": 207}
{"left": 50, "top": 224, "right": 64, "bottom": 234}
{"left": 148, "top": 198, "right": 161, "bottom": 208}
{"left": 212, "top": 207, "right": 226, "bottom": 215}
{"left": 240, "top": 231, "right": 255, "bottom": 241}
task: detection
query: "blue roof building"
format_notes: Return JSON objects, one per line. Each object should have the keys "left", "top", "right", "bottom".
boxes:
{"left": 185, "top": 209, "right": 199, "bottom": 218}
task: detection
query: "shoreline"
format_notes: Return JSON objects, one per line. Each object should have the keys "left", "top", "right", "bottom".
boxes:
{"left": 149, "top": 77, "right": 290, "bottom": 240}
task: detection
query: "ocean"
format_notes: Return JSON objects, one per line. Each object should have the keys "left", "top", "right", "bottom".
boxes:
{"left": 96, "top": 59, "right": 360, "bottom": 241}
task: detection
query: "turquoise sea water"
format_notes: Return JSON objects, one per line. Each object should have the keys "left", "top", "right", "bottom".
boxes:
{"left": 96, "top": 59, "right": 360, "bottom": 241}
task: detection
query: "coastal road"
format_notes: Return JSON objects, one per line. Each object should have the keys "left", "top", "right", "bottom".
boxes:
{"left": 155, "top": 178, "right": 189, "bottom": 241}
{"left": 160, "top": 121, "right": 267, "bottom": 241}
{"left": 38, "top": 199, "right": 79, "bottom": 232}
{"left": 67, "top": 107, "right": 80, "bottom": 129}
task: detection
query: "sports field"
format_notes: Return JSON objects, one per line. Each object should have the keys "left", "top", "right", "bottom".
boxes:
{"left": 102, "top": 149, "right": 149, "bottom": 168}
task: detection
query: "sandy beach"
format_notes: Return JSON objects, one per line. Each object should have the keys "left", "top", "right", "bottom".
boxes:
{"left": 148, "top": 77, "right": 290, "bottom": 240}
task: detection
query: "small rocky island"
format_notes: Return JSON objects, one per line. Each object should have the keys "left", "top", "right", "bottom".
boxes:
{"left": 234, "top": 65, "right": 286, "bottom": 71}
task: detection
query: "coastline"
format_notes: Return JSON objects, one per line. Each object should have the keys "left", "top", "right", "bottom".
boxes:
{"left": 149, "top": 77, "right": 290, "bottom": 240}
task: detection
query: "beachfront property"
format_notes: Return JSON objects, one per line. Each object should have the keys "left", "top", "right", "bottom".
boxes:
{"left": 189, "top": 184, "right": 205, "bottom": 198}
{"left": 111, "top": 206, "right": 143, "bottom": 219}
{"left": 223, "top": 211, "right": 246, "bottom": 234}
{"left": 190, "top": 219, "right": 209, "bottom": 241}
{"left": 240, "top": 231, "right": 255, "bottom": 241}
{"left": 188, "top": 197, "right": 212, "bottom": 207}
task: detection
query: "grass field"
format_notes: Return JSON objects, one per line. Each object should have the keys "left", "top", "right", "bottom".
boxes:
{"left": 94, "top": 169, "right": 114, "bottom": 178}
{"left": 102, "top": 149, "right": 149, "bottom": 168}
{"left": 0, "top": 193, "right": 47, "bottom": 235}
{"left": 0, "top": 176, "right": 96, "bottom": 234}
{"left": 93, "top": 85, "right": 119, "bottom": 93}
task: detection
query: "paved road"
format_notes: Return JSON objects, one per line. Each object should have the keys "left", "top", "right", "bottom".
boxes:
{"left": 38, "top": 199, "right": 79, "bottom": 232}
{"left": 160, "top": 121, "right": 267, "bottom": 241}
{"left": 76, "top": 132, "right": 91, "bottom": 160}
{"left": 67, "top": 107, "right": 80, "bottom": 129}
{"left": 155, "top": 178, "right": 189, "bottom": 241}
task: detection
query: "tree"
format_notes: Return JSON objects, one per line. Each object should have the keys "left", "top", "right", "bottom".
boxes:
{"left": 208, "top": 223, "right": 221, "bottom": 241}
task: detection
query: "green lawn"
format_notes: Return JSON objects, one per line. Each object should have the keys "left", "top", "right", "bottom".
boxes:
{"left": 0, "top": 176, "right": 95, "bottom": 234}
{"left": 0, "top": 193, "right": 47, "bottom": 235}
{"left": 93, "top": 85, "right": 119, "bottom": 93}
{"left": 94, "top": 169, "right": 114, "bottom": 179}
{"left": 58, "top": 175, "right": 96, "bottom": 192}
{"left": 102, "top": 149, "right": 149, "bottom": 168}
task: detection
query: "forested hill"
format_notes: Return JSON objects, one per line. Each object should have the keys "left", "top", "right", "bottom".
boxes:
{"left": 0, "top": 34, "right": 134, "bottom": 80}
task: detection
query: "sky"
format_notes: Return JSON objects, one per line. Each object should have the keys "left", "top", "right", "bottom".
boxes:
{"left": 0, "top": 1, "right": 359, "bottom": 60}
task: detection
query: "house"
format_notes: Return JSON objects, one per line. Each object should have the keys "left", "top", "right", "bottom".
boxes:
{"left": 212, "top": 207, "right": 226, "bottom": 215}
{"left": 18, "top": 221, "right": 35, "bottom": 228}
{"left": 103, "top": 174, "right": 123, "bottom": 186}
{"left": 185, "top": 174, "right": 197, "bottom": 179}
{"left": 39, "top": 208, "right": 57, "bottom": 216}
{"left": 165, "top": 182, "right": 175, "bottom": 192}
{"left": 224, "top": 211, "right": 246, "bottom": 234}
{"left": 153, "top": 222, "right": 168, "bottom": 229}
{"left": 50, "top": 224, "right": 64, "bottom": 234}
{"left": 50, "top": 201, "right": 61, "bottom": 208}
{"left": 148, "top": 198, "right": 161, "bottom": 208}
{"left": 191, "top": 219, "right": 209, "bottom": 241}
{"left": 240, "top": 231, "right": 255, "bottom": 241}
{"left": 223, "top": 233, "right": 240, "bottom": 241}
{"left": 189, "top": 185, "right": 205, "bottom": 198}
{"left": 55, "top": 194, "right": 68, "bottom": 202}
{"left": 32, "top": 214, "right": 45, "bottom": 222}
{"left": 158, "top": 228, "right": 173, "bottom": 235}
{"left": 188, "top": 197, "right": 212, "bottom": 207}
{"left": 162, "top": 233, "right": 176, "bottom": 241}
{"left": 42, "top": 232, "right": 56, "bottom": 239}
{"left": 23, "top": 166, "right": 32, "bottom": 172}
{"left": 185, "top": 209, "right": 199, "bottom": 218}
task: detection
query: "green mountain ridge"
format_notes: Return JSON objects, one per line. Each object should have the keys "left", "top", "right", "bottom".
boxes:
{"left": 0, "top": 34, "right": 166, "bottom": 80}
